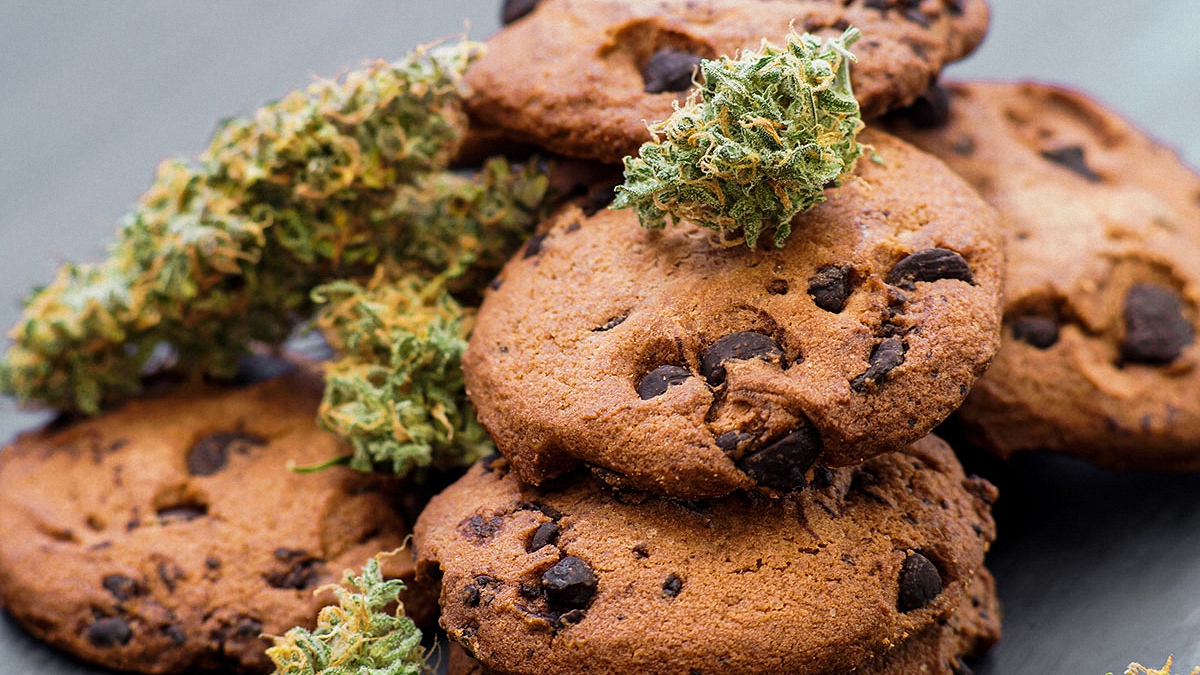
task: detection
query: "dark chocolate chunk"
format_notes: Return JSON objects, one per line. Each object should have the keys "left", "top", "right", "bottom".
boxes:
{"left": 1041, "top": 146, "right": 1102, "bottom": 182}
{"left": 463, "top": 584, "right": 481, "bottom": 607}
{"left": 902, "top": 7, "right": 931, "bottom": 27}
{"left": 850, "top": 338, "right": 907, "bottom": 392}
{"left": 767, "top": 279, "right": 789, "bottom": 295}
{"left": 662, "top": 574, "right": 683, "bottom": 598}
{"left": 886, "top": 248, "right": 974, "bottom": 289}
{"left": 463, "top": 514, "right": 505, "bottom": 540}
{"left": 808, "top": 265, "right": 853, "bottom": 313}
{"left": 1121, "top": 283, "right": 1195, "bottom": 365}
{"left": 187, "top": 431, "right": 265, "bottom": 476}
{"left": 267, "top": 558, "right": 324, "bottom": 590}
{"left": 557, "top": 608, "right": 586, "bottom": 627}
{"left": 715, "top": 430, "right": 754, "bottom": 453}
{"left": 205, "top": 557, "right": 221, "bottom": 570}
{"left": 897, "top": 552, "right": 943, "bottom": 612}
{"left": 737, "top": 427, "right": 823, "bottom": 492}
{"left": 642, "top": 48, "right": 703, "bottom": 94}
{"left": 542, "top": 556, "right": 598, "bottom": 608}
{"left": 523, "top": 232, "right": 548, "bottom": 258}
{"left": 1011, "top": 316, "right": 1059, "bottom": 349}
{"left": 637, "top": 365, "right": 692, "bottom": 399}
{"left": 700, "top": 332, "right": 784, "bottom": 386}
{"left": 86, "top": 617, "right": 132, "bottom": 648}
{"left": 502, "top": 0, "right": 540, "bottom": 24}
{"left": 900, "top": 84, "right": 951, "bottom": 129}
{"left": 102, "top": 574, "right": 141, "bottom": 602}
{"left": 528, "top": 522, "right": 560, "bottom": 552}
{"left": 811, "top": 466, "right": 834, "bottom": 488}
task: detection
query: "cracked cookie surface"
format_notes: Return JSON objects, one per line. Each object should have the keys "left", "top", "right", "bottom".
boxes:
{"left": 464, "top": 130, "right": 1002, "bottom": 499}
{"left": 0, "top": 370, "right": 432, "bottom": 674}
{"left": 414, "top": 435, "right": 998, "bottom": 675}
{"left": 887, "top": 81, "right": 1200, "bottom": 468}
{"left": 468, "top": 0, "right": 991, "bottom": 162}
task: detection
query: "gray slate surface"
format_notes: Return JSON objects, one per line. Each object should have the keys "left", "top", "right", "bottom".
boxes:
{"left": 1, "top": 1, "right": 1198, "bottom": 673}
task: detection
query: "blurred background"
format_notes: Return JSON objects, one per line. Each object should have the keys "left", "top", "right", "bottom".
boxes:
{"left": 0, "top": 1, "right": 1198, "bottom": 673}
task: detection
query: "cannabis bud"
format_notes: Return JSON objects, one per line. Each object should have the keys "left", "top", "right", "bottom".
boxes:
{"left": 266, "top": 557, "right": 424, "bottom": 675}
{"left": 1110, "top": 658, "right": 1200, "bottom": 675}
{"left": 612, "top": 27, "right": 865, "bottom": 247}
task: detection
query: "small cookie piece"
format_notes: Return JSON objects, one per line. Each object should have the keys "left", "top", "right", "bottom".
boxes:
{"left": 0, "top": 371, "right": 433, "bottom": 674}
{"left": 414, "top": 435, "right": 999, "bottom": 675}
{"left": 887, "top": 81, "right": 1200, "bottom": 469}
{"left": 464, "top": 130, "right": 1002, "bottom": 498}
{"left": 468, "top": 0, "right": 991, "bottom": 162}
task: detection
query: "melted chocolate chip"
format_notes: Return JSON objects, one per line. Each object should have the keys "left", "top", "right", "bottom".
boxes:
{"left": 102, "top": 574, "right": 141, "bottom": 602}
{"left": 1121, "top": 283, "right": 1195, "bottom": 365}
{"left": 187, "top": 431, "right": 265, "bottom": 476}
{"left": 897, "top": 552, "right": 943, "bottom": 612}
{"left": 662, "top": 574, "right": 683, "bottom": 598}
{"left": 715, "top": 431, "right": 754, "bottom": 453}
{"left": 1011, "top": 316, "right": 1060, "bottom": 349}
{"left": 528, "top": 522, "right": 560, "bottom": 552}
{"left": 542, "top": 556, "right": 598, "bottom": 608}
{"left": 642, "top": 48, "right": 702, "bottom": 94}
{"left": 523, "top": 232, "right": 548, "bottom": 258}
{"left": 501, "top": 0, "right": 540, "bottom": 24}
{"left": 637, "top": 365, "right": 692, "bottom": 399}
{"left": 463, "top": 514, "right": 505, "bottom": 540}
{"left": 850, "top": 338, "right": 907, "bottom": 392}
{"left": 1041, "top": 146, "right": 1102, "bottom": 183}
{"left": 886, "top": 248, "right": 974, "bottom": 290}
{"left": 767, "top": 279, "right": 789, "bottom": 295}
{"left": 737, "top": 427, "right": 823, "bottom": 492}
{"left": 808, "top": 265, "right": 853, "bottom": 313}
{"left": 86, "top": 617, "right": 132, "bottom": 648}
{"left": 700, "top": 332, "right": 784, "bottom": 386}
{"left": 899, "top": 84, "right": 951, "bottom": 129}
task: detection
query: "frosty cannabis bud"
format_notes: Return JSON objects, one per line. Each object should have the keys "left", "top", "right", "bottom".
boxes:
{"left": 1111, "top": 658, "right": 1200, "bottom": 675}
{"left": 266, "top": 557, "right": 424, "bottom": 675}
{"left": 0, "top": 40, "right": 559, "bottom": 476}
{"left": 612, "top": 27, "right": 865, "bottom": 247}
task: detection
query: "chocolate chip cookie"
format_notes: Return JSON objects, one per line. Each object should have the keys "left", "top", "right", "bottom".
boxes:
{"left": 0, "top": 370, "right": 432, "bottom": 674}
{"left": 414, "top": 434, "right": 999, "bottom": 675}
{"left": 470, "top": 0, "right": 991, "bottom": 162}
{"left": 887, "top": 81, "right": 1200, "bottom": 468}
{"left": 464, "top": 130, "right": 1003, "bottom": 499}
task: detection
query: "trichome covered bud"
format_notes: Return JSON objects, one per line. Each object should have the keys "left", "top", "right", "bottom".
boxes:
{"left": 612, "top": 27, "right": 865, "bottom": 248}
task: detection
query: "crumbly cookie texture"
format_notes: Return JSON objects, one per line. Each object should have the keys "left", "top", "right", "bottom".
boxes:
{"left": 468, "top": 0, "right": 991, "bottom": 162}
{"left": 414, "top": 434, "right": 998, "bottom": 675}
{"left": 464, "top": 130, "right": 1002, "bottom": 499}
{"left": 887, "top": 81, "right": 1200, "bottom": 468}
{"left": 0, "top": 371, "right": 433, "bottom": 674}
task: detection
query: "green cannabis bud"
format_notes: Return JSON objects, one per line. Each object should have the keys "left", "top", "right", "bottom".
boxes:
{"left": 1110, "top": 658, "right": 1200, "bottom": 675}
{"left": 612, "top": 27, "right": 865, "bottom": 247}
{"left": 266, "top": 557, "right": 424, "bottom": 675}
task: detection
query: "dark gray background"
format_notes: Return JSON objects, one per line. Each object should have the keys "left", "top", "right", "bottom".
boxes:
{"left": 1, "top": 1, "right": 1198, "bottom": 673}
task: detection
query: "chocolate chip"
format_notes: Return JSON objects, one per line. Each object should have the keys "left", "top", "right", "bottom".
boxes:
{"left": 899, "top": 84, "right": 951, "bottom": 129}
{"left": 886, "top": 248, "right": 974, "bottom": 290}
{"left": 642, "top": 48, "right": 702, "bottom": 94}
{"left": 156, "top": 505, "right": 207, "bottom": 522}
{"left": 1041, "top": 146, "right": 1102, "bottom": 182}
{"left": 637, "top": 365, "right": 691, "bottom": 399}
{"left": 1121, "top": 283, "right": 1195, "bottom": 365}
{"left": 811, "top": 466, "right": 834, "bottom": 488}
{"left": 632, "top": 543, "right": 650, "bottom": 559}
{"left": 267, "top": 553, "right": 324, "bottom": 590}
{"left": 952, "top": 136, "right": 976, "bottom": 156}
{"left": 102, "top": 574, "right": 141, "bottom": 602}
{"left": 520, "top": 582, "right": 544, "bottom": 600}
{"left": 863, "top": 0, "right": 889, "bottom": 9}
{"left": 583, "top": 183, "right": 618, "bottom": 216}
{"left": 808, "top": 265, "right": 853, "bottom": 313}
{"left": 557, "top": 608, "right": 586, "bottom": 627}
{"left": 86, "top": 617, "right": 132, "bottom": 648}
{"left": 715, "top": 430, "right": 753, "bottom": 453}
{"left": 902, "top": 8, "right": 931, "bottom": 27}
{"left": 897, "top": 552, "right": 943, "bottom": 612}
{"left": 1011, "top": 316, "right": 1059, "bottom": 349}
{"left": 542, "top": 556, "right": 597, "bottom": 608}
{"left": 850, "top": 338, "right": 907, "bottom": 392}
{"left": 528, "top": 522, "right": 560, "bottom": 552}
{"left": 490, "top": 278, "right": 503, "bottom": 291}
{"left": 767, "top": 279, "right": 789, "bottom": 295}
{"left": 463, "top": 585, "right": 481, "bottom": 607}
{"left": 737, "top": 427, "right": 822, "bottom": 492}
{"left": 187, "top": 431, "right": 265, "bottom": 476}
{"left": 700, "top": 332, "right": 784, "bottom": 386}
{"left": 592, "top": 314, "right": 627, "bottom": 332}
{"left": 662, "top": 574, "right": 683, "bottom": 598}
{"left": 463, "top": 514, "right": 505, "bottom": 540}
{"left": 523, "top": 232, "right": 548, "bottom": 258}
{"left": 502, "top": 0, "right": 540, "bottom": 24}
{"left": 205, "top": 557, "right": 221, "bottom": 570}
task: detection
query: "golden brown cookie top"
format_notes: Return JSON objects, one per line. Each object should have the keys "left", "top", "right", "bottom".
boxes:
{"left": 464, "top": 130, "right": 1002, "bottom": 499}
{"left": 469, "top": 0, "right": 991, "bottom": 162}
{"left": 414, "top": 435, "right": 997, "bottom": 675}
{"left": 887, "top": 81, "right": 1200, "bottom": 467}
{"left": 0, "top": 371, "right": 426, "bottom": 674}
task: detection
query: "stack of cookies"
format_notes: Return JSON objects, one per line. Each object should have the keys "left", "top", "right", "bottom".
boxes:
{"left": 413, "top": 1, "right": 1007, "bottom": 674}
{"left": 3, "top": 0, "right": 1199, "bottom": 674}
